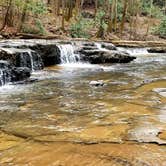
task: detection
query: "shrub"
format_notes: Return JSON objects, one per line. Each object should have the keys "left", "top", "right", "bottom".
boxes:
{"left": 22, "top": 19, "right": 46, "bottom": 35}
{"left": 69, "top": 15, "right": 92, "bottom": 38}
{"left": 155, "top": 17, "right": 166, "bottom": 38}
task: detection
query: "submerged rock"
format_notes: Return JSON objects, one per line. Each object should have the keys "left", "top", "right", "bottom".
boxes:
{"left": 90, "top": 80, "right": 105, "bottom": 86}
{"left": 153, "top": 88, "right": 166, "bottom": 97}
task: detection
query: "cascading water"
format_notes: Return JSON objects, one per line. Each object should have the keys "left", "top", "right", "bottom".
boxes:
{"left": 0, "top": 70, "right": 4, "bottom": 86}
{"left": 117, "top": 47, "right": 148, "bottom": 55}
{"left": 28, "top": 51, "right": 34, "bottom": 71}
{"left": 18, "top": 50, "right": 43, "bottom": 71}
{"left": 58, "top": 44, "right": 81, "bottom": 64}
{"left": 0, "top": 61, "right": 11, "bottom": 86}
{"left": 19, "top": 51, "right": 34, "bottom": 71}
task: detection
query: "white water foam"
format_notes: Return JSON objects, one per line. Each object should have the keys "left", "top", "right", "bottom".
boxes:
{"left": 58, "top": 44, "right": 81, "bottom": 64}
{"left": 95, "top": 43, "right": 108, "bottom": 51}
{"left": 117, "top": 47, "right": 148, "bottom": 55}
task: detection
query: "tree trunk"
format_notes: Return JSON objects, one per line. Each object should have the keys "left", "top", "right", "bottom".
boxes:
{"left": 120, "top": 0, "right": 128, "bottom": 35}
{"left": 0, "top": 0, "right": 12, "bottom": 32}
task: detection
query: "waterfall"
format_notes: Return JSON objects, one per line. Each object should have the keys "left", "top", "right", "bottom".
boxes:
{"left": 58, "top": 44, "right": 81, "bottom": 64}
{"left": 18, "top": 50, "right": 43, "bottom": 71}
{"left": 0, "top": 70, "right": 4, "bottom": 86}
{"left": 19, "top": 51, "right": 34, "bottom": 71}
{"left": 27, "top": 51, "right": 34, "bottom": 71}
{"left": 0, "top": 69, "right": 11, "bottom": 86}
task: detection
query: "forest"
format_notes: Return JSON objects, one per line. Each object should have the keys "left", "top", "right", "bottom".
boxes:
{"left": 0, "top": 0, "right": 165, "bottom": 40}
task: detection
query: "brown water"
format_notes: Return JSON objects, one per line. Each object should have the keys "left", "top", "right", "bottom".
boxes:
{"left": 0, "top": 52, "right": 166, "bottom": 165}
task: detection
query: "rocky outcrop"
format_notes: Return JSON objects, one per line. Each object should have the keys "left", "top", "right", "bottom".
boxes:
{"left": 0, "top": 47, "right": 43, "bottom": 86}
{"left": 148, "top": 47, "right": 166, "bottom": 53}
{"left": 79, "top": 42, "right": 136, "bottom": 64}
{"left": 30, "top": 44, "right": 61, "bottom": 66}
{"left": 0, "top": 60, "right": 31, "bottom": 86}
{"left": 0, "top": 48, "right": 44, "bottom": 70}
{"left": 0, "top": 60, "right": 11, "bottom": 86}
{"left": 83, "top": 50, "right": 136, "bottom": 64}
{"left": 11, "top": 67, "right": 31, "bottom": 82}
{"left": 101, "top": 43, "right": 117, "bottom": 50}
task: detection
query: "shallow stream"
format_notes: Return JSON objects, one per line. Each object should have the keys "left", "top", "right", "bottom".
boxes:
{"left": 0, "top": 48, "right": 166, "bottom": 165}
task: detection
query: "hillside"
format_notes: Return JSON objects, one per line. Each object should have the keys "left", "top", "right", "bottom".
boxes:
{"left": 0, "top": 0, "right": 165, "bottom": 41}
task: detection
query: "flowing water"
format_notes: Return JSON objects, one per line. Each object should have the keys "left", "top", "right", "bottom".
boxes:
{"left": 58, "top": 44, "right": 81, "bottom": 64}
{"left": 0, "top": 45, "right": 166, "bottom": 165}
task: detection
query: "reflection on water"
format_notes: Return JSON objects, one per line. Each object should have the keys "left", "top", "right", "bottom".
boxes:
{"left": 0, "top": 52, "right": 166, "bottom": 165}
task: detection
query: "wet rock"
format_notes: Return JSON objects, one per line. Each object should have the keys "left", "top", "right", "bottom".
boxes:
{"left": 158, "top": 131, "right": 166, "bottom": 140}
{"left": 11, "top": 78, "right": 38, "bottom": 85}
{"left": 127, "top": 125, "right": 166, "bottom": 145}
{"left": 0, "top": 60, "right": 31, "bottom": 86}
{"left": 80, "top": 49, "right": 101, "bottom": 56}
{"left": 153, "top": 88, "right": 166, "bottom": 97}
{"left": 79, "top": 42, "right": 136, "bottom": 64}
{"left": 82, "top": 42, "right": 95, "bottom": 47}
{"left": 15, "top": 51, "right": 44, "bottom": 70}
{"left": 0, "top": 60, "right": 12, "bottom": 86}
{"left": 81, "top": 46, "right": 98, "bottom": 51}
{"left": 0, "top": 48, "right": 44, "bottom": 70}
{"left": 11, "top": 67, "right": 31, "bottom": 82}
{"left": 148, "top": 47, "right": 166, "bottom": 53}
{"left": 82, "top": 50, "right": 136, "bottom": 64}
{"left": 30, "top": 44, "right": 61, "bottom": 66}
{"left": 101, "top": 43, "right": 117, "bottom": 50}
{"left": 90, "top": 80, "right": 105, "bottom": 86}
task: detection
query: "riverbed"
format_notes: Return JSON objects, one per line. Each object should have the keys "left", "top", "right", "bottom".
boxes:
{"left": 0, "top": 48, "right": 166, "bottom": 165}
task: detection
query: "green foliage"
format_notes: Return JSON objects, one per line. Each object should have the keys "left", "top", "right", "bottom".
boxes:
{"left": 22, "top": 19, "right": 45, "bottom": 35}
{"left": 141, "top": 0, "right": 163, "bottom": 18}
{"left": 154, "top": 17, "right": 166, "bottom": 37}
{"left": 35, "top": 19, "right": 46, "bottom": 35}
{"left": 69, "top": 15, "right": 92, "bottom": 38}
{"left": 22, "top": 25, "right": 41, "bottom": 34}
{"left": 27, "top": 0, "right": 47, "bottom": 15}
{"left": 95, "top": 10, "right": 107, "bottom": 30}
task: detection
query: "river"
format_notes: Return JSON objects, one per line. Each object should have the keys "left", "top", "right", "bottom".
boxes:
{"left": 0, "top": 45, "right": 166, "bottom": 165}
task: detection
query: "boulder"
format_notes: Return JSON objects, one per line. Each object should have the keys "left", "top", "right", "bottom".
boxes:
{"left": 11, "top": 67, "right": 31, "bottom": 82}
{"left": 30, "top": 44, "right": 61, "bottom": 66}
{"left": 82, "top": 42, "right": 95, "bottom": 47}
{"left": 90, "top": 80, "right": 105, "bottom": 86}
{"left": 0, "top": 60, "right": 31, "bottom": 86}
{"left": 80, "top": 49, "right": 136, "bottom": 64}
{"left": 0, "top": 60, "right": 12, "bottom": 86}
{"left": 101, "top": 43, "right": 117, "bottom": 50}
{"left": 0, "top": 48, "right": 44, "bottom": 70}
{"left": 148, "top": 47, "right": 166, "bottom": 53}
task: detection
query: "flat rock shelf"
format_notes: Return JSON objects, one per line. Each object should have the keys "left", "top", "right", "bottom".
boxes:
{"left": 0, "top": 39, "right": 166, "bottom": 166}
